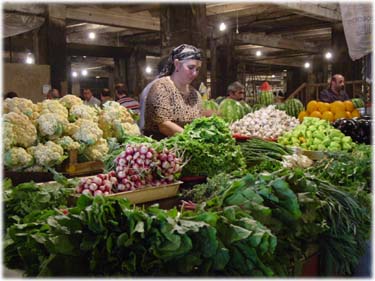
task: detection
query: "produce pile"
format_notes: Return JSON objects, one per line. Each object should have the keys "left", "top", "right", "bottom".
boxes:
{"left": 76, "top": 143, "right": 184, "bottom": 196}
{"left": 298, "top": 99, "right": 362, "bottom": 122}
{"left": 278, "top": 117, "right": 355, "bottom": 152}
{"left": 162, "top": 116, "right": 246, "bottom": 177}
{"left": 332, "top": 116, "right": 371, "bottom": 144}
{"left": 230, "top": 105, "right": 299, "bottom": 140}
{"left": 3, "top": 96, "right": 140, "bottom": 172}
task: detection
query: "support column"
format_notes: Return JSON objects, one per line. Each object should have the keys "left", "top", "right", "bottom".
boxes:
{"left": 210, "top": 33, "right": 237, "bottom": 98}
{"left": 286, "top": 68, "right": 308, "bottom": 97}
{"left": 160, "top": 4, "right": 208, "bottom": 88}
{"left": 331, "top": 23, "right": 362, "bottom": 82}
{"left": 126, "top": 47, "right": 147, "bottom": 98}
{"left": 46, "top": 5, "right": 68, "bottom": 94}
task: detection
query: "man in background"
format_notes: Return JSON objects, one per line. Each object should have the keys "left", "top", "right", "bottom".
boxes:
{"left": 115, "top": 83, "right": 140, "bottom": 115}
{"left": 82, "top": 88, "right": 101, "bottom": 107}
{"left": 226, "top": 81, "right": 246, "bottom": 102}
{"left": 46, "top": 88, "right": 60, "bottom": 99}
{"left": 100, "top": 88, "right": 113, "bottom": 106}
{"left": 319, "top": 74, "right": 350, "bottom": 102}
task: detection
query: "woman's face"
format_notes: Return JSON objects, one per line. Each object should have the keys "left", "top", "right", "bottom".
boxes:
{"left": 175, "top": 59, "right": 202, "bottom": 84}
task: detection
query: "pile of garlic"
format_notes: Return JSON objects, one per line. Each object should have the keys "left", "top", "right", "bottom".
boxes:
{"left": 230, "top": 105, "right": 299, "bottom": 139}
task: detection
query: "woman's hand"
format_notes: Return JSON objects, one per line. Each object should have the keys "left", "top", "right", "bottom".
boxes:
{"left": 158, "top": 120, "right": 184, "bottom": 137}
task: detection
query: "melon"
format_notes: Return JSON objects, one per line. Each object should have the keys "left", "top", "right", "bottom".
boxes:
{"left": 351, "top": 98, "right": 365, "bottom": 109}
{"left": 252, "top": 104, "right": 264, "bottom": 112}
{"left": 284, "top": 98, "right": 305, "bottom": 118}
{"left": 240, "top": 101, "right": 253, "bottom": 114}
{"left": 259, "top": 91, "right": 274, "bottom": 106}
{"left": 203, "top": 100, "right": 219, "bottom": 111}
{"left": 275, "top": 103, "right": 286, "bottom": 111}
{"left": 218, "top": 99, "right": 245, "bottom": 122}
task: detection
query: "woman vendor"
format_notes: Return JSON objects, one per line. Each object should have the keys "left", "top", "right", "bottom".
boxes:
{"left": 143, "top": 44, "right": 211, "bottom": 140}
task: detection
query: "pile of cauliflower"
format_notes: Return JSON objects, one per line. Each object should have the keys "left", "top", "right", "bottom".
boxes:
{"left": 3, "top": 95, "right": 140, "bottom": 171}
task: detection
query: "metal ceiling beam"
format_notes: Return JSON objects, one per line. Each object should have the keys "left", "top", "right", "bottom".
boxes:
{"left": 66, "top": 6, "right": 160, "bottom": 31}
{"left": 277, "top": 3, "right": 341, "bottom": 22}
{"left": 235, "top": 32, "right": 318, "bottom": 53}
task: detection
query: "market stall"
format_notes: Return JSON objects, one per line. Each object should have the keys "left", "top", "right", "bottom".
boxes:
{"left": 3, "top": 95, "right": 372, "bottom": 277}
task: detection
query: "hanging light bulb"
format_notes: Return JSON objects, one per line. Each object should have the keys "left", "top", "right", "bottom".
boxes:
{"left": 88, "top": 32, "right": 96, "bottom": 40}
{"left": 219, "top": 22, "right": 227, "bottom": 31}
{"left": 72, "top": 71, "right": 78, "bottom": 77}
{"left": 325, "top": 51, "right": 333, "bottom": 60}
{"left": 145, "top": 66, "right": 152, "bottom": 74}
{"left": 25, "top": 53, "right": 34, "bottom": 64}
{"left": 304, "top": 62, "right": 311, "bottom": 68}
{"left": 256, "top": 50, "right": 262, "bottom": 57}
{"left": 81, "top": 69, "right": 88, "bottom": 76}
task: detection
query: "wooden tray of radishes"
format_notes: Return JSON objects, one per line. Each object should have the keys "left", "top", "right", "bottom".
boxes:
{"left": 74, "top": 143, "right": 186, "bottom": 204}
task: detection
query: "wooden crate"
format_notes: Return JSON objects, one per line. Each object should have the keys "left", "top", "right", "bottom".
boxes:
{"left": 106, "top": 181, "right": 183, "bottom": 204}
{"left": 62, "top": 150, "right": 104, "bottom": 177}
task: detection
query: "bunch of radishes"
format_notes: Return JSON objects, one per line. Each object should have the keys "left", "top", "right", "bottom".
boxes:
{"left": 75, "top": 171, "right": 118, "bottom": 196}
{"left": 76, "top": 143, "right": 185, "bottom": 196}
{"left": 155, "top": 148, "right": 183, "bottom": 185}
{"left": 114, "top": 143, "right": 184, "bottom": 192}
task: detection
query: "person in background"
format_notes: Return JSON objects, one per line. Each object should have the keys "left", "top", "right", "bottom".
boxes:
{"left": 319, "top": 74, "right": 350, "bottom": 103}
{"left": 46, "top": 88, "right": 60, "bottom": 99}
{"left": 100, "top": 88, "right": 113, "bottom": 105}
{"left": 226, "top": 81, "right": 246, "bottom": 102}
{"left": 139, "top": 56, "right": 168, "bottom": 132}
{"left": 82, "top": 88, "right": 101, "bottom": 107}
{"left": 4, "top": 91, "right": 18, "bottom": 99}
{"left": 115, "top": 83, "right": 141, "bottom": 115}
{"left": 144, "top": 43, "right": 212, "bottom": 140}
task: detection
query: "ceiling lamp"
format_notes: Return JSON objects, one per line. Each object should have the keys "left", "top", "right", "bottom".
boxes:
{"left": 145, "top": 66, "right": 152, "bottom": 74}
{"left": 81, "top": 69, "right": 88, "bottom": 76}
{"left": 219, "top": 22, "right": 227, "bottom": 31}
{"left": 304, "top": 62, "right": 311, "bottom": 69}
{"left": 271, "top": 74, "right": 275, "bottom": 78}
{"left": 256, "top": 50, "right": 262, "bottom": 57}
{"left": 72, "top": 71, "right": 78, "bottom": 77}
{"left": 25, "top": 53, "right": 34, "bottom": 64}
{"left": 88, "top": 32, "right": 96, "bottom": 40}
{"left": 325, "top": 51, "right": 333, "bottom": 60}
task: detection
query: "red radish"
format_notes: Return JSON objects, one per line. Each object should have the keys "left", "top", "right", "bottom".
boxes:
{"left": 94, "top": 190, "right": 103, "bottom": 196}
{"left": 89, "top": 183, "right": 98, "bottom": 191}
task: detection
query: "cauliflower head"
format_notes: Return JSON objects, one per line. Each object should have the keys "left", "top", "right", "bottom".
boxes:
{"left": 69, "top": 104, "right": 100, "bottom": 122}
{"left": 59, "top": 94, "right": 83, "bottom": 109}
{"left": 38, "top": 99, "right": 69, "bottom": 119}
{"left": 71, "top": 119, "right": 103, "bottom": 145}
{"left": 3, "top": 97, "right": 40, "bottom": 121}
{"left": 3, "top": 120, "right": 15, "bottom": 150}
{"left": 83, "top": 138, "right": 109, "bottom": 161}
{"left": 98, "top": 101, "right": 134, "bottom": 138}
{"left": 4, "top": 147, "right": 34, "bottom": 170}
{"left": 28, "top": 141, "right": 66, "bottom": 167}
{"left": 56, "top": 136, "right": 81, "bottom": 151}
{"left": 37, "top": 113, "right": 69, "bottom": 140}
{"left": 4, "top": 112, "right": 37, "bottom": 148}
{"left": 114, "top": 121, "right": 141, "bottom": 140}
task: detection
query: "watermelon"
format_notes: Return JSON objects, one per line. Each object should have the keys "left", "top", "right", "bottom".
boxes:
{"left": 284, "top": 98, "right": 304, "bottom": 118}
{"left": 203, "top": 100, "right": 219, "bottom": 111}
{"left": 351, "top": 98, "right": 365, "bottom": 108}
{"left": 215, "top": 96, "right": 226, "bottom": 104}
{"left": 275, "top": 103, "right": 286, "bottom": 111}
{"left": 218, "top": 99, "right": 245, "bottom": 122}
{"left": 252, "top": 104, "right": 264, "bottom": 112}
{"left": 259, "top": 91, "right": 274, "bottom": 106}
{"left": 240, "top": 101, "right": 253, "bottom": 114}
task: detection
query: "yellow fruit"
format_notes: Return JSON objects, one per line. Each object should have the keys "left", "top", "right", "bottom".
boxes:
{"left": 330, "top": 101, "right": 345, "bottom": 114}
{"left": 298, "top": 111, "right": 308, "bottom": 122}
{"left": 307, "top": 100, "right": 318, "bottom": 113}
{"left": 351, "top": 109, "right": 360, "bottom": 118}
{"left": 344, "top": 100, "right": 354, "bottom": 112}
{"left": 310, "top": 111, "right": 322, "bottom": 118}
{"left": 318, "top": 102, "right": 330, "bottom": 113}
{"left": 334, "top": 111, "right": 347, "bottom": 120}
{"left": 322, "top": 111, "right": 334, "bottom": 122}
{"left": 345, "top": 111, "right": 352, "bottom": 119}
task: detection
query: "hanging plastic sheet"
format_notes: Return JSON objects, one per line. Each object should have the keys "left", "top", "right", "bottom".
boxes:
{"left": 340, "top": 3, "right": 372, "bottom": 61}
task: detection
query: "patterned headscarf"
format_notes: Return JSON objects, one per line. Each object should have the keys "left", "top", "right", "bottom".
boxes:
{"left": 159, "top": 44, "right": 202, "bottom": 77}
